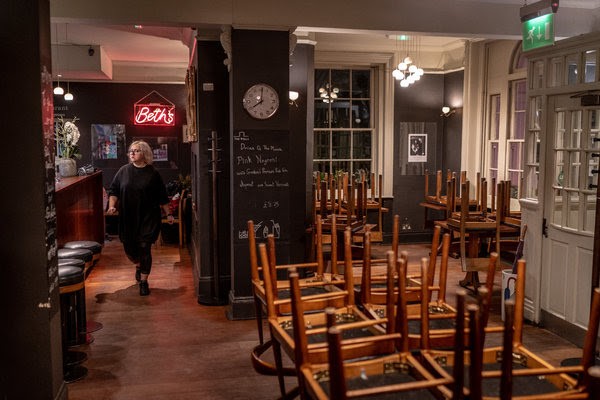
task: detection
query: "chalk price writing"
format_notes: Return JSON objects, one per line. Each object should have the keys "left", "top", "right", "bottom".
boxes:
{"left": 263, "top": 201, "right": 280, "bottom": 209}
{"left": 239, "top": 143, "right": 283, "bottom": 152}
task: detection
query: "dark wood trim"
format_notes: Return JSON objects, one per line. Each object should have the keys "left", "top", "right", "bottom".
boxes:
{"left": 540, "top": 309, "right": 587, "bottom": 348}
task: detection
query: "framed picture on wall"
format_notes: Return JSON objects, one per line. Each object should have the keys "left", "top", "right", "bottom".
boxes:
{"left": 91, "top": 124, "right": 126, "bottom": 160}
{"left": 131, "top": 136, "right": 178, "bottom": 169}
{"left": 408, "top": 133, "right": 427, "bottom": 163}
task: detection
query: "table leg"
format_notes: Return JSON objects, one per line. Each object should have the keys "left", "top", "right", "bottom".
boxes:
{"left": 460, "top": 232, "right": 481, "bottom": 293}
{"left": 459, "top": 272, "right": 480, "bottom": 292}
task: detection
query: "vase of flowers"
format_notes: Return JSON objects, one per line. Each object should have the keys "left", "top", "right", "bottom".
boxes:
{"left": 55, "top": 116, "right": 81, "bottom": 177}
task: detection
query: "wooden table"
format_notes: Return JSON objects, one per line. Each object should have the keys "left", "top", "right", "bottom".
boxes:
{"left": 436, "top": 218, "right": 520, "bottom": 292}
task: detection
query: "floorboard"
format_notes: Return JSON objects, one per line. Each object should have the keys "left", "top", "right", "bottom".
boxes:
{"left": 66, "top": 238, "right": 582, "bottom": 399}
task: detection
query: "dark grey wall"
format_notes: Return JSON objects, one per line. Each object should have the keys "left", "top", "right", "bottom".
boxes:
{"left": 442, "top": 70, "right": 464, "bottom": 174}
{"left": 190, "top": 40, "right": 231, "bottom": 305}
{"left": 392, "top": 72, "right": 463, "bottom": 242}
{"left": 1, "top": 0, "right": 66, "bottom": 398}
{"left": 53, "top": 82, "right": 189, "bottom": 188}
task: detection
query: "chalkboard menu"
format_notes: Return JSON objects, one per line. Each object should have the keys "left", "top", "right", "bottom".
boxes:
{"left": 43, "top": 67, "right": 59, "bottom": 317}
{"left": 232, "top": 130, "right": 290, "bottom": 243}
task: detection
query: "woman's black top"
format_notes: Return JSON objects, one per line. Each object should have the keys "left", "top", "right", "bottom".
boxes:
{"left": 109, "top": 164, "right": 169, "bottom": 243}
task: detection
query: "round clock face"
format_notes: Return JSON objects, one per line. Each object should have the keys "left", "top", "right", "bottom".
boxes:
{"left": 242, "top": 84, "right": 279, "bottom": 120}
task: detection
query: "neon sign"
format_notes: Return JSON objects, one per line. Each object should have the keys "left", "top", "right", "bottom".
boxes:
{"left": 134, "top": 104, "right": 175, "bottom": 126}
{"left": 133, "top": 91, "right": 176, "bottom": 126}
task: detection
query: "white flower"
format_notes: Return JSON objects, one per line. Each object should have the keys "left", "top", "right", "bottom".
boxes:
{"left": 55, "top": 117, "right": 81, "bottom": 159}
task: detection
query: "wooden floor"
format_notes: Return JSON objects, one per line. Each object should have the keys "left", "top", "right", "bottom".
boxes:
{"left": 66, "top": 238, "right": 582, "bottom": 400}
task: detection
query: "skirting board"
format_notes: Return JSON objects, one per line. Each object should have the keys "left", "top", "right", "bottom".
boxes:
{"left": 225, "top": 292, "right": 255, "bottom": 320}
{"left": 540, "top": 309, "right": 588, "bottom": 348}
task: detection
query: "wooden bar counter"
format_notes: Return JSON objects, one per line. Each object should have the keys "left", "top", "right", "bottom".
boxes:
{"left": 55, "top": 171, "right": 104, "bottom": 247}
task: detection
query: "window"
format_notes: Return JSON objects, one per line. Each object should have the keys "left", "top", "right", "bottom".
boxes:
{"left": 524, "top": 96, "right": 542, "bottom": 199}
{"left": 487, "top": 94, "right": 500, "bottom": 184}
{"left": 483, "top": 43, "right": 527, "bottom": 205}
{"left": 551, "top": 109, "right": 598, "bottom": 233}
{"left": 313, "top": 68, "right": 373, "bottom": 178}
{"left": 507, "top": 79, "right": 526, "bottom": 198}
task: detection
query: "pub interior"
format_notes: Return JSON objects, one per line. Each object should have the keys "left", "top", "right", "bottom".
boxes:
{"left": 4, "top": 1, "right": 600, "bottom": 399}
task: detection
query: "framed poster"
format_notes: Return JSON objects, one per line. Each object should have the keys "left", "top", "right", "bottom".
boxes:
{"left": 131, "top": 136, "right": 178, "bottom": 169}
{"left": 408, "top": 133, "right": 427, "bottom": 163}
{"left": 91, "top": 124, "right": 126, "bottom": 160}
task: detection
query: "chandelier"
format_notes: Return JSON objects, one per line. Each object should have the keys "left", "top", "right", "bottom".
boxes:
{"left": 318, "top": 83, "right": 339, "bottom": 103}
{"left": 391, "top": 35, "right": 424, "bottom": 87}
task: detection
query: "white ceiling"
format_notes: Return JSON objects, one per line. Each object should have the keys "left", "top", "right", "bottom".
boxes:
{"left": 50, "top": 0, "right": 600, "bottom": 83}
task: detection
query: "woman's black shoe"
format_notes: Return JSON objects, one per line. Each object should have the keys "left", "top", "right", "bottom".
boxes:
{"left": 135, "top": 269, "right": 141, "bottom": 282}
{"left": 139, "top": 280, "right": 150, "bottom": 296}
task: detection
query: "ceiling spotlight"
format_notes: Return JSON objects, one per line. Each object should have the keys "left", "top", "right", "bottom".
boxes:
{"left": 88, "top": 46, "right": 95, "bottom": 56}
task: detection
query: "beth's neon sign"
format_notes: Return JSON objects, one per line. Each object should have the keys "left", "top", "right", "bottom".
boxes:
{"left": 133, "top": 91, "right": 176, "bottom": 126}
{"left": 134, "top": 104, "right": 175, "bottom": 126}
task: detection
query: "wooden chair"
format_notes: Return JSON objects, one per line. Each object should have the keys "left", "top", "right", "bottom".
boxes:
{"left": 422, "top": 260, "right": 600, "bottom": 399}
{"left": 297, "top": 251, "right": 454, "bottom": 400}
{"left": 360, "top": 225, "right": 496, "bottom": 350}
{"left": 260, "top": 231, "right": 388, "bottom": 398}
{"left": 159, "top": 189, "right": 186, "bottom": 247}
{"left": 248, "top": 216, "right": 348, "bottom": 381}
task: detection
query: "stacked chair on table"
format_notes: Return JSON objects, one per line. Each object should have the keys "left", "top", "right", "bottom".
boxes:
{"left": 420, "top": 259, "right": 600, "bottom": 399}
{"left": 294, "top": 251, "right": 454, "bottom": 399}
{"left": 359, "top": 222, "right": 500, "bottom": 350}
{"left": 257, "top": 228, "right": 394, "bottom": 398}
{"left": 248, "top": 214, "right": 347, "bottom": 378}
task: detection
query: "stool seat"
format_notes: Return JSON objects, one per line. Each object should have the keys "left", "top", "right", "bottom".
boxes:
{"left": 63, "top": 241, "right": 102, "bottom": 262}
{"left": 58, "top": 248, "right": 94, "bottom": 277}
{"left": 58, "top": 258, "right": 85, "bottom": 269}
{"left": 58, "top": 265, "right": 84, "bottom": 287}
{"left": 63, "top": 240, "right": 102, "bottom": 253}
{"left": 58, "top": 248, "right": 93, "bottom": 263}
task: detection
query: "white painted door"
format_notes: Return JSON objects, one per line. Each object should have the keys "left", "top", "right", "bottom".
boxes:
{"left": 540, "top": 95, "right": 598, "bottom": 330}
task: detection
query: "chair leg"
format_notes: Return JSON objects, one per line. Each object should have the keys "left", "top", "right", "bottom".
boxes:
{"left": 272, "top": 338, "right": 287, "bottom": 398}
{"left": 254, "top": 294, "right": 264, "bottom": 345}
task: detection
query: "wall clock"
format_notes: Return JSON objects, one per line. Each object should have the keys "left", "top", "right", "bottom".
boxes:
{"left": 242, "top": 83, "right": 279, "bottom": 120}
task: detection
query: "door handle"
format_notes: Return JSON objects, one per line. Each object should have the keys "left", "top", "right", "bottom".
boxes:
{"left": 542, "top": 218, "right": 548, "bottom": 238}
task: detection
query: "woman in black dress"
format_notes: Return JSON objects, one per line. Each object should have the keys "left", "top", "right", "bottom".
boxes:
{"left": 106, "top": 140, "right": 173, "bottom": 296}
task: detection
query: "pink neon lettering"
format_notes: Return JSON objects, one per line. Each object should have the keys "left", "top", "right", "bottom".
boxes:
{"left": 134, "top": 106, "right": 175, "bottom": 125}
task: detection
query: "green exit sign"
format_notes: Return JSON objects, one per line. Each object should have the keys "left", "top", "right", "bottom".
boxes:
{"left": 522, "top": 14, "right": 555, "bottom": 51}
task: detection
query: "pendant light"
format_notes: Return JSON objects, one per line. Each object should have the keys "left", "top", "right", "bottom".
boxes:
{"left": 53, "top": 75, "right": 64, "bottom": 95}
{"left": 53, "top": 24, "right": 64, "bottom": 95}
{"left": 64, "top": 81, "right": 74, "bottom": 101}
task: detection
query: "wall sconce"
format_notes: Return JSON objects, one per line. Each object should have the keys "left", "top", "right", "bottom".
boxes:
{"left": 441, "top": 106, "right": 455, "bottom": 117}
{"left": 289, "top": 90, "right": 299, "bottom": 107}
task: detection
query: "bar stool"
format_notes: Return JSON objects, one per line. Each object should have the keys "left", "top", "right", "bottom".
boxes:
{"left": 57, "top": 257, "right": 102, "bottom": 340}
{"left": 58, "top": 248, "right": 93, "bottom": 276}
{"left": 63, "top": 240, "right": 102, "bottom": 266}
{"left": 58, "top": 265, "right": 88, "bottom": 383}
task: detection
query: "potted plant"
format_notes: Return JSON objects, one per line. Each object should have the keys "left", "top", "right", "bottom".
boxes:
{"left": 55, "top": 116, "right": 81, "bottom": 177}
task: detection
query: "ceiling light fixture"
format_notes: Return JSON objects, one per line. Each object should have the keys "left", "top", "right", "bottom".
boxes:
{"left": 318, "top": 83, "right": 339, "bottom": 103}
{"left": 54, "top": 74, "right": 64, "bottom": 95}
{"left": 392, "top": 35, "right": 424, "bottom": 87}
{"left": 53, "top": 24, "right": 64, "bottom": 95}
{"left": 64, "top": 81, "right": 74, "bottom": 101}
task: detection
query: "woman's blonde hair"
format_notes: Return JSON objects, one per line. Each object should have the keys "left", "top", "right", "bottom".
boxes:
{"left": 129, "top": 140, "right": 153, "bottom": 164}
